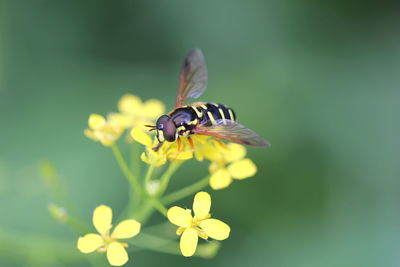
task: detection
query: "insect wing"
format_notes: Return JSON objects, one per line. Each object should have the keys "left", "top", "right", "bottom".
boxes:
{"left": 175, "top": 49, "right": 208, "bottom": 107}
{"left": 193, "top": 120, "right": 270, "bottom": 147}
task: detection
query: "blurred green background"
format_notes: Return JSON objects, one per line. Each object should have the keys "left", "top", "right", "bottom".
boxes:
{"left": 1, "top": 0, "right": 400, "bottom": 266}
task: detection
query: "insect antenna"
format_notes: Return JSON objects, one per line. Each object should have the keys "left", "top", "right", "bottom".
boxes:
{"left": 145, "top": 124, "right": 156, "bottom": 132}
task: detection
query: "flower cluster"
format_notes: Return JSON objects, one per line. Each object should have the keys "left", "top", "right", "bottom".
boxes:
{"left": 208, "top": 143, "right": 257, "bottom": 190}
{"left": 84, "top": 114, "right": 124, "bottom": 146}
{"left": 84, "top": 94, "right": 165, "bottom": 146}
{"left": 131, "top": 127, "right": 258, "bottom": 190}
{"left": 74, "top": 93, "right": 261, "bottom": 266}
{"left": 131, "top": 127, "right": 193, "bottom": 167}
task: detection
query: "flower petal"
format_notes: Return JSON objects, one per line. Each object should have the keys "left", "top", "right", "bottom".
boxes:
{"left": 228, "top": 158, "right": 257, "bottom": 180}
{"left": 107, "top": 242, "right": 129, "bottom": 266}
{"left": 193, "top": 192, "right": 211, "bottom": 220}
{"left": 141, "top": 150, "right": 167, "bottom": 167}
{"left": 167, "top": 151, "right": 193, "bottom": 161}
{"left": 143, "top": 99, "right": 165, "bottom": 119}
{"left": 199, "top": 219, "right": 230, "bottom": 240}
{"left": 88, "top": 114, "right": 106, "bottom": 130}
{"left": 77, "top": 234, "right": 103, "bottom": 253}
{"left": 195, "top": 142, "right": 220, "bottom": 161}
{"left": 93, "top": 205, "right": 112, "bottom": 235}
{"left": 112, "top": 219, "right": 141, "bottom": 239}
{"left": 118, "top": 94, "right": 143, "bottom": 116}
{"left": 84, "top": 129, "right": 98, "bottom": 141}
{"left": 167, "top": 206, "right": 192, "bottom": 228}
{"left": 108, "top": 113, "right": 133, "bottom": 129}
{"left": 131, "top": 127, "right": 153, "bottom": 147}
{"left": 223, "top": 143, "right": 246, "bottom": 162}
{"left": 176, "top": 227, "right": 185, "bottom": 235}
{"left": 180, "top": 228, "right": 198, "bottom": 257}
{"left": 209, "top": 168, "right": 232, "bottom": 190}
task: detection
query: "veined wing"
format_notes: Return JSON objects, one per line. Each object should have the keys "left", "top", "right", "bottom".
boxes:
{"left": 175, "top": 49, "right": 208, "bottom": 107}
{"left": 193, "top": 119, "right": 270, "bottom": 147}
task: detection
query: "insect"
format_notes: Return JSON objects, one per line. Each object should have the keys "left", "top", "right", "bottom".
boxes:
{"left": 147, "top": 49, "right": 270, "bottom": 152}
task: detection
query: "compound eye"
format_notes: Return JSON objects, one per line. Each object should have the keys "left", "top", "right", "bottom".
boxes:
{"left": 163, "top": 121, "right": 177, "bottom": 142}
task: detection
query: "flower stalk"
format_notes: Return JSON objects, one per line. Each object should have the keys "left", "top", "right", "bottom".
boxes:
{"left": 111, "top": 143, "right": 143, "bottom": 197}
{"left": 162, "top": 175, "right": 210, "bottom": 205}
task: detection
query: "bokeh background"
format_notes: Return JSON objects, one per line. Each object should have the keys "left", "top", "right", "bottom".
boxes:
{"left": 1, "top": 0, "right": 400, "bottom": 266}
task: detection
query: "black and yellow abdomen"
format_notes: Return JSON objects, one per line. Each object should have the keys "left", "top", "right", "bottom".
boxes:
{"left": 191, "top": 102, "right": 236, "bottom": 126}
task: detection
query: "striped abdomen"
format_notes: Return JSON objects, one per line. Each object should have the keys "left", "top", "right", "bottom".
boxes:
{"left": 191, "top": 102, "right": 236, "bottom": 126}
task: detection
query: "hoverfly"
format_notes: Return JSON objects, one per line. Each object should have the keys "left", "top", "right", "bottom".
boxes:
{"left": 147, "top": 49, "right": 270, "bottom": 152}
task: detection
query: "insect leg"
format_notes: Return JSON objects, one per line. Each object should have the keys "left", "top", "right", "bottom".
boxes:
{"left": 152, "top": 142, "right": 164, "bottom": 152}
{"left": 187, "top": 136, "right": 196, "bottom": 152}
{"left": 177, "top": 136, "right": 182, "bottom": 153}
{"left": 167, "top": 137, "right": 182, "bottom": 162}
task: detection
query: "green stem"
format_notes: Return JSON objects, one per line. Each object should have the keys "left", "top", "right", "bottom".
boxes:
{"left": 111, "top": 143, "right": 143, "bottom": 197}
{"left": 144, "top": 165, "right": 155, "bottom": 188}
{"left": 130, "top": 141, "right": 141, "bottom": 179}
{"left": 133, "top": 200, "right": 154, "bottom": 223}
{"left": 162, "top": 175, "right": 210, "bottom": 205}
{"left": 156, "top": 162, "right": 182, "bottom": 197}
{"left": 150, "top": 198, "right": 168, "bottom": 217}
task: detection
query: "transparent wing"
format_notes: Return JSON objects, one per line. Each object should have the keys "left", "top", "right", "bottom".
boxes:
{"left": 175, "top": 49, "right": 208, "bottom": 107}
{"left": 193, "top": 120, "right": 270, "bottom": 147}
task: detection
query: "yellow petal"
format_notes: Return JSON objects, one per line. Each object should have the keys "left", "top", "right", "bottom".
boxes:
{"left": 108, "top": 113, "right": 133, "bottom": 129}
{"left": 143, "top": 99, "right": 165, "bottom": 119}
{"left": 193, "top": 192, "right": 211, "bottom": 220}
{"left": 201, "top": 142, "right": 223, "bottom": 162}
{"left": 191, "top": 134, "right": 210, "bottom": 144}
{"left": 118, "top": 94, "right": 143, "bottom": 116}
{"left": 176, "top": 227, "right": 185, "bottom": 235}
{"left": 193, "top": 137, "right": 215, "bottom": 161}
{"left": 77, "top": 234, "right": 103, "bottom": 253}
{"left": 141, "top": 150, "right": 167, "bottom": 167}
{"left": 167, "top": 151, "right": 193, "bottom": 161}
{"left": 209, "top": 168, "right": 232, "bottom": 190}
{"left": 131, "top": 127, "right": 153, "bottom": 147}
{"left": 194, "top": 150, "right": 205, "bottom": 161}
{"left": 99, "top": 138, "right": 115, "bottom": 146}
{"left": 93, "top": 205, "right": 112, "bottom": 235}
{"left": 180, "top": 228, "right": 198, "bottom": 257}
{"left": 208, "top": 161, "right": 222, "bottom": 174}
{"left": 84, "top": 129, "right": 98, "bottom": 141}
{"left": 199, "top": 219, "right": 230, "bottom": 240}
{"left": 106, "top": 242, "right": 129, "bottom": 266}
{"left": 112, "top": 219, "right": 141, "bottom": 239}
{"left": 228, "top": 158, "right": 257, "bottom": 180}
{"left": 222, "top": 143, "right": 246, "bottom": 162}
{"left": 167, "top": 206, "right": 192, "bottom": 228}
{"left": 198, "top": 230, "right": 208, "bottom": 240}
{"left": 176, "top": 151, "right": 193, "bottom": 160}
{"left": 88, "top": 114, "right": 106, "bottom": 130}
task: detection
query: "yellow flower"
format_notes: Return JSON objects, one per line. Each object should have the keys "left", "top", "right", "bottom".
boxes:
{"left": 84, "top": 114, "right": 124, "bottom": 146}
{"left": 115, "top": 94, "right": 165, "bottom": 129}
{"left": 131, "top": 127, "right": 193, "bottom": 167}
{"left": 77, "top": 205, "right": 141, "bottom": 266}
{"left": 208, "top": 143, "right": 257, "bottom": 190}
{"left": 167, "top": 192, "right": 230, "bottom": 257}
{"left": 192, "top": 135, "right": 226, "bottom": 162}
